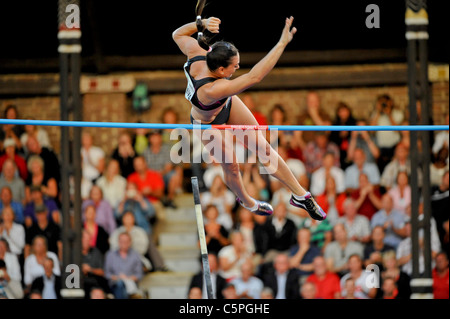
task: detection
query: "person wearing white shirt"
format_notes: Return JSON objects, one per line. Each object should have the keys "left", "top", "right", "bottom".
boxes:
{"left": 81, "top": 132, "right": 105, "bottom": 183}
{"left": 310, "top": 152, "right": 345, "bottom": 196}
{"left": 23, "top": 236, "right": 60, "bottom": 287}
{"left": 0, "top": 207, "right": 25, "bottom": 256}
{"left": 95, "top": 159, "right": 127, "bottom": 209}
{"left": 231, "top": 261, "right": 264, "bottom": 299}
{"left": 344, "top": 148, "right": 380, "bottom": 191}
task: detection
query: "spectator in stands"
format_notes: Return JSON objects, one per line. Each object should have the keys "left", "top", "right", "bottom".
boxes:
{"left": 347, "top": 119, "right": 380, "bottom": 165}
{"left": 241, "top": 94, "right": 268, "bottom": 126}
{"left": 310, "top": 152, "right": 345, "bottom": 196}
{"left": 30, "top": 257, "right": 61, "bottom": 299}
{"left": 430, "top": 148, "right": 449, "bottom": 188}
{"left": 388, "top": 171, "right": 411, "bottom": 214}
{"left": 132, "top": 125, "right": 149, "bottom": 156}
{"left": 0, "top": 138, "right": 27, "bottom": 181}
{"left": 231, "top": 260, "right": 264, "bottom": 299}
{"left": 329, "top": 101, "right": 357, "bottom": 169}
{"left": 1, "top": 105, "right": 24, "bottom": 152}
{"left": 218, "top": 231, "right": 252, "bottom": 281}
{"left": 111, "top": 131, "right": 136, "bottom": 179}
{"left": 144, "top": 129, "right": 183, "bottom": 208}
{"left": 188, "top": 287, "right": 203, "bottom": 299}
{"left": 116, "top": 182, "right": 155, "bottom": 235}
{"left": 340, "top": 254, "right": 377, "bottom": 299}
{"left": 203, "top": 204, "right": 230, "bottom": 256}
{"left": 269, "top": 145, "right": 309, "bottom": 198}
{"left": 380, "top": 277, "right": 399, "bottom": 299}
{"left": 104, "top": 232, "right": 144, "bottom": 299}
{"left": 0, "top": 206, "right": 25, "bottom": 256}
{"left": 304, "top": 131, "right": 340, "bottom": 176}
{"left": 81, "top": 229, "right": 110, "bottom": 298}
{"left": 81, "top": 131, "right": 105, "bottom": 184}
{"left": 260, "top": 287, "right": 275, "bottom": 299}
{"left": 160, "top": 106, "right": 182, "bottom": 145}
{"left": 24, "top": 204, "right": 62, "bottom": 260}
{"left": 189, "top": 253, "right": 227, "bottom": 299}
{"left": 0, "top": 186, "right": 24, "bottom": 224}
{"left": 300, "top": 281, "right": 317, "bottom": 299}
{"left": 20, "top": 117, "right": 52, "bottom": 156}
{"left": 380, "top": 143, "right": 421, "bottom": 191}
{"left": 397, "top": 219, "right": 441, "bottom": 277}
{"left": 381, "top": 250, "right": 411, "bottom": 299}
{"left": 243, "top": 161, "right": 269, "bottom": 203}
{"left": 127, "top": 156, "right": 164, "bottom": 204}
{"left": 95, "top": 159, "right": 127, "bottom": 211}
{"left": 222, "top": 283, "right": 239, "bottom": 299}
{"left": 262, "top": 202, "right": 297, "bottom": 263}
{"left": 23, "top": 185, "right": 60, "bottom": 228}
{"left": 299, "top": 216, "right": 333, "bottom": 252}
{"left": 26, "top": 135, "right": 61, "bottom": 184}
{"left": 432, "top": 252, "right": 449, "bottom": 299}
{"left": 234, "top": 206, "right": 266, "bottom": 264}
{"left": 431, "top": 170, "right": 449, "bottom": 250}
{"left": 0, "top": 238, "right": 23, "bottom": 299}
{"left": 370, "top": 94, "right": 404, "bottom": 172}
{"left": 261, "top": 253, "right": 300, "bottom": 299}
{"left": 363, "top": 225, "right": 395, "bottom": 270}
{"left": 23, "top": 235, "right": 60, "bottom": 293}
{"left": 306, "top": 255, "right": 341, "bottom": 299}
{"left": 82, "top": 185, "right": 116, "bottom": 235}
{"left": 25, "top": 155, "right": 58, "bottom": 204}
{"left": 109, "top": 211, "right": 152, "bottom": 272}
{"left": 371, "top": 193, "right": 408, "bottom": 249}
{"left": 338, "top": 198, "right": 371, "bottom": 244}
{"left": 90, "top": 287, "right": 107, "bottom": 299}
{"left": 314, "top": 175, "right": 347, "bottom": 226}
{"left": 324, "top": 223, "right": 364, "bottom": 276}
{"left": 432, "top": 113, "right": 449, "bottom": 161}
{"left": 350, "top": 173, "right": 382, "bottom": 221}
{"left": 344, "top": 148, "right": 380, "bottom": 193}
{"left": 297, "top": 91, "right": 331, "bottom": 146}
{"left": 288, "top": 228, "right": 321, "bottom": 281}
{"left": 341, "top": 277, "right": 358, "bottom": 299}
{"left": 442, "top": 219, "right": 449, "bottom": 258}
{"left": 0, "top": 159, "right": 25, "bottom": 205}
{"left": 0, "top": 258, "right": 23, "bottom": 299}
{"left": 82, "top": 205, "right": 110, "bottom": 255}
{"left": 201, "top": 174, "right": 235, "bottom": 231}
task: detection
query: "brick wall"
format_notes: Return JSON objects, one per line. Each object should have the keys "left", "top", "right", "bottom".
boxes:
{"left": 1, "top": 80, "right": 448, "bottom": 159}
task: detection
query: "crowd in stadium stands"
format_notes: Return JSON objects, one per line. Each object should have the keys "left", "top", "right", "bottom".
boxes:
{"left": 0, "top": 92, "right": 448, "bottom": 300}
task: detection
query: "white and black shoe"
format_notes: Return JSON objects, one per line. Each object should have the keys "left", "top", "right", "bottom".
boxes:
{"left": 236, "top": 197, "right": 273, "bottom": 216}
{"left": 290, "top": 192, "right": 327, "bottom": 221}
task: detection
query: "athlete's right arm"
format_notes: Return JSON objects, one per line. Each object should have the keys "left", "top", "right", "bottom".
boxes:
{"left": 172, "top": 18, "right": 221, "bottom": 58}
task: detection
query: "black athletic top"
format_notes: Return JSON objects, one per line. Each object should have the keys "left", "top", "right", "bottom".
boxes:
{"left": 183, "top": 56, "right": 229, "bottom": 111}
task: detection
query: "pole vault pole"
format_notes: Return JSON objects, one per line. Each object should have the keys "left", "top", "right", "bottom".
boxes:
{"left": 191, "top": 177, "right": 214, "bottom": 299}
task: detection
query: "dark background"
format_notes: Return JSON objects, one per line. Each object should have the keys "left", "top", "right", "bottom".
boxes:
{"left": 0, "top": 0, "right": 448, "bottom": 69}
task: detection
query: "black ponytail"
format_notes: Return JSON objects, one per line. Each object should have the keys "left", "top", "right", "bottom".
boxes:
{"left": 195, "top": 0, "right": 210, "bottom": 51}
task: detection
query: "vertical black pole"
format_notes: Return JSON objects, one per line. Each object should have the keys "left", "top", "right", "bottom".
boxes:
{"left": 405, "top": 0, "right": 433, "bottom": 298}
{"left": 58, "top": 0, "right": 84, "bottom": 299}
{"left": 419, "top": 38, "right": 433, "bottom": 280}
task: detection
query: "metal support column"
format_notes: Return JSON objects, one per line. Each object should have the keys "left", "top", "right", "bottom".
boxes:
{"left": 58, "top": 0, "right": 84, "bottom": 299}
{"left": 405, "top": 0, "right": 433, "bottom": 299}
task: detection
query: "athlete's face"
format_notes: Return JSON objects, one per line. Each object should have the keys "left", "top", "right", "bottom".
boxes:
{"left": 220, "top": 54, "right": 240, "bottom": 79}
